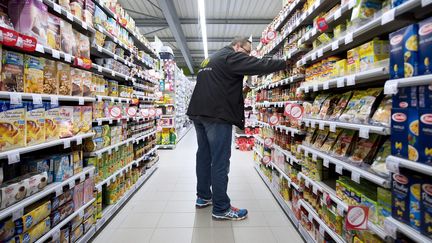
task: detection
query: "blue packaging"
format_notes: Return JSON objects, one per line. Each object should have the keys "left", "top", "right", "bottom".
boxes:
{"left": 51, "top": 154, "right": 73, "bottom": 182}
{"left": 390, "top": 28, "right": 405, "bottom": 79}
{"left": 419, "top": 85, "right": 432, "bottom": 108}
{"left": 392, "top": 0, "right": 407, "bottom": 7}
{"left": 421, "top": 181, "right": 432, "bottom": 239}
{"left": 391, "top": 109, "right": 408, "bottom": 158}
{"left": 419, "top": 109, "right": 432, "bottom": 165}
{"left": 407, "top": 108, "right": 419, "bottom": 162}
{"left": 419, "top": 17, "right": 432, "bottom": 75}
{"left": 403, "top": 24, "right": 419, "bottom": 77}
{"left": 393, "top": 87, "right": 418, "bottom": 108}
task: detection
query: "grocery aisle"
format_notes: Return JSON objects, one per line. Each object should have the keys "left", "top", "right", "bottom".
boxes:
{"left": 92, "top": 128, "right": 303, "bottom": 243}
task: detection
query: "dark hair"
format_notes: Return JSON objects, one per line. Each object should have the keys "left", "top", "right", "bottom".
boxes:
{"left": 230, "top": 37, "right": 251, "bottom": 47}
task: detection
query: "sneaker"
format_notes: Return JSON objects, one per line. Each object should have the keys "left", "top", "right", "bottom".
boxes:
{"left": 196, "top": 197, "right": 212, "bottom": 208}
{"left": 212, "top": 206, "right": 248, "bottom": 220}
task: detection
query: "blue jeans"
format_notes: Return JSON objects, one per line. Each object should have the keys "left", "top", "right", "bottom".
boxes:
{"left": 193, "top": 120, "right": 232, "bottom": 214}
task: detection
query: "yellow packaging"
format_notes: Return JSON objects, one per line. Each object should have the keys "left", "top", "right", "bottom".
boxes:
{"left": 45, "top": 103, "right": 60, "bottom": 141}
{"left": 0, "top": 101, "right": 26, "bottom": 151}
{"left": 317, "top": 32, "right": 333, "bottom": 45}
{"left": 24, "top": 55, "right": 44, "bottom": 94}
{"left": 58, "top": 62, "right": 71, "bottom": 96}
{"left": 72, "top": 106, "right": 82, "bottom": 135}
{"left": 14, "top": 201, "right": 51, "bottom": 234}
{"left": 334, "top": 24, "right": 346, "bottom": 38}
{"left": 347, "top": 47, "right": 360, "bottom": 74}
{"left": 58, "top": 106, "right": 74, "bottom": 138}
{"left": 15, "top": 217, "right": 50, "bottom": 243}
{"left": 358, "top": 39, "right": 389, "bottom": 72}
{"left": 43, "top": 60, "right": 58, "bottom": 95}
{"left": 81, "top": 106, "right": 92, "bottom": 134}
{"left": 25, "top": 102, "right": 45, "bottom": 146}
{"left": 332, "top": 59, "right": 347, "bottom": 78}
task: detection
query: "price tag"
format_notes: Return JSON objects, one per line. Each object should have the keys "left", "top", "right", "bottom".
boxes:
{"left": 304, "top": 86, "right": 309, "bottom": 93}
{"left": 69, "top": 180, "right": 75, "bottom": 188}
{"left": 345, "top": 32, "right": 353, "bottom": 44}
{"left": 64, "top": 53, "right": 72, "bottom": 62}
{"left": 51, "top": 96, "right": 59, "bottom": 106}
{"left": 313, "top": 84, "right": 318, "bottom": 92}
{"left": 359, "top": 127, "right": 370, "bottom": 139}
{"left": 334, "top": 8, "right": 342, "bottom": 20}
{"left": 114, "top": 55, "right": 118, "bottom": 60}
{"left": 384, "top": 82, "right": 398, "bottom": 94}
{"left": 82, "top": 22, "right": 88, "bottom": 30}
{"left": 423, "top": 0, "right": 432, "bottom": 6}
{"left": 319, "top": 225, "right": 325, "bottom": 235}
{"left": 351, "top": 172, "right": 361, "bottom": 183}
{"left": 80, "top": 174, "right": 85, "bottom": 181}
{"left": 10, "top": 93, "right": 22, "bottom": 105}
{"left": 308, "top": 213, "right": 313, "bottom": 222}
{"left": 314, "top": 0, "right": 320, "bottom": 8}
{"left": 330, "top": 123, "right": 336, "bottom": 132}
{"left": 305, "top": 120, "right": 310, "bottom": 127}
{"left": 66, "top": 12, "right": 73, "bottom": 20}
{"left": 386, "top": 159, "right": 400, "bottom": 174}
{"left": 337, "top": 204, "right": 345, "bottom": 215}
{"left": 332, "top": 41, "right": 339, "bottom": 51}
{"left": 347, "top": 75, "right": 356, "bottom": 86}
{"left": 7, "top": 152, "right": 20, "bottom": 164}
{"left": 97, "top": 153, "right": 102, "bottom": 159}
{"left": 337, "top": 78, "right": 345, "bottom": 88}
{"left": 323, "top": 82, "right": 329, "bottom": 90}
{"left": 32, "top": 94, "right": 42, "bottom": 105}
{"left": 110, "top": 97, "right": 114, "bottom": 103}
{"left": 384, "top": 219, "right": 397, "bottom": 238}
{"left": 112, "top": 71, "right": 116, "bottom": 77}
{"left": 64, "top": 139, "right": 71, "bottom": 149}
{"left": 55, "top": 187, "right": 63, "bottom": 197}
{"left": 311, "top": 120, "right": 316, "bottom": 127}
{"left": 336, "top": 164, "right": 343, "bottom": 174}
{"left": 323, "top": 158, "right": 329, "bottom": 168}
{"left": 98, "top": 25, "right": 104, "bottom": 32}
{"left": 79, "top": 97, "right": 84, "bottom": 105}
{"left": 313, "top": 185, "right": 318, "bottom": 194}
{"left": 12, "top": 208, "right": 24, "bottom": 221}
{"left": 115, "top": 146, "right": 119, "bottom": 151}
{"left": 78, "top": 210, "right": 84, "bottom": 218}
{"left": 53, "top": 3, "right": 62, "bottom": 13}
{"left": 317, "top": 49, "right": 323, "bottom": 57}
{"left": 97, "top": 120, "right": 102, "bottom": 126}
{"left": 76, "top": 136, "right": 82, "bottom": 145}
{"left": 98, "top": 66, "right": 103, "bottom": 72}
{"left": 113, "top": 37, "right": 118, "bottom": 43}
{"left": 312, "top": 28, "right": 317, "bottom": 36}
{"left": 97, "top": 186, "right": 102, "bottom": 192}
{"left": 311, "top": 52, "right": 317, "bottom": 60}
{"left": 304, "top": 150, "right": 309, "bottom": 157}
{"left": 52, "top": 49, "right": 60, "bottom": 59}
{"left": 319, "top": 122, "right": 324, "bottom": 130}
{"left": 109, "top": 119, "right": 113, "bottom": 124}
{"left": 312, "top": 153, "right": 318, "bottom": 161}
{"left": 35, "top": 43, "right": 45, "bottom": 53}
{"left": 108, "top": 149, "right": 112, "bottom": 155}
{"left": 97, "top": 45, "right": 103, "bottom": 52}
{"left": 349, "top": 0, "right": 356, "bottom": 9}
{"left": 381, "top": 9, "right": 395, "bottom": 25}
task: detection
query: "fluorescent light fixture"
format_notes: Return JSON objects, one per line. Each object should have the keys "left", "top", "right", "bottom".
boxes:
{"left": 198, "top": 0, "right": 208, "bottom": 59}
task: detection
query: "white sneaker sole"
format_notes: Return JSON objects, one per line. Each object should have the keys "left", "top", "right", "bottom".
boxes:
{"left": 196, "top": 202, "right": 213, "bottom": 208}
{"left": 212, "top": 214, "right": 248, "bottom": 221}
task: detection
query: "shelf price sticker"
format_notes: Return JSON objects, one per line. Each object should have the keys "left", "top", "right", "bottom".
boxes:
{"left": 7, "top": 152, "right": 20, "bottom": 164}
{"left": 64, "top": 139, "right": 71, "bottom": 149}
{"left": 313, "top": 84, "right": 319, "bottom": 92}
{"left": 10, "top": 93, "right": 22, "bottom": 105}
{"left": 317, "top": 49, "right": 323, "bottom": 57}
{"left": 12, "top": 208, "right": 24, "bottom": 221}
{"left": 52, "top": 49, "right": 60, "bottom": 59}
{"left": 55, "top": 186, "right": 63, "bottom": 197}
{"left": 386, "top": 158, "right": 400, "bottom": 174}
{"left": 334, "top": 8, "right": 342, "bottom": 20}
{"left": 323, "top": 82, "right": 329, "bottom": 90}
{"left": 69, "top": 180, "right": 75, "bottom": 188}
{"left": 337, "top": 204, "right": 345, "bottom": 216}
{"left": 35, "top": 43, "right": 45, "bottom": 53}
{"left": 359, "top": 127, "right": 370, "bottom": 139}
{"left": 345, "top": 32, "right": 353, "bottom": 44}
{"left": 312, "top": 153, "right": 318, "bottom": 161}
{"left": 381, "top": 9, "right": 395, "bottom": 25}
{"left": 384, "top": 81, "right": 398, "bottom": 94}
{"left": 319, "top": 122, "right": 325, "bottom": 130}
{"left": 310, "top": 120, "right": 316, "bottom": 128}
{"left": 308, "top": 212, "right": 314, "bottom": 222}
{"left": 76, "top": 136, "right": 82, "bottom": 145}
{"left": 351, "top": 172, "right": 361, "bottom": 183}
{"left": 312, "top": 185, "right": 318, "bottom": 194}
{"left": 336, "top": 164, "right": 343, "bottom": 174}
{"left": 79, "top": 97, "right": 84, "bottom": 105}
{"left": 53, "top": 3, "right": 62, "bottom": 13}
{"left": 323, "top": 158, "right": 329, "bottom": 167}
{"left": 319, "top": 225, "right": 325, "bottom": 235}
{"left": 82, "top": 22, "right": 88, "bottom": 30}
{"left": 32, "top": 94, "right": 42, "bottom": 105}
{"left": 383, "top": 219, "right": 397, "bottom": 238}
{"left": 311, "top": 52, "right": 317, "bottom": 60}
{"left": 346, "top": 206, "right": 369, "bottom": 230}
{"left": 66, "top": 12, "right": 74, "bottom": 20}
{"left": 97, "top": 65, "right": 103, "bottom": 73}
{"left": 347, "top": 75, "right": 356, "bottom": 86}
{"left": 337, "top": 78, "right": 345, "bottom": 88}
{"left": 50, "top": 96, "right": 59, "bottom": 106}
{"left": 348, "top": 0, "right": 356, "bottom": 9}
{"left": 332, "top": 41, "right": 339, "bottom": 51}
{"left": 330, "top": 123, "right": 336, "bottom": 132}
{"left": 64, "top": 53, "right": 72, "bottom": 62}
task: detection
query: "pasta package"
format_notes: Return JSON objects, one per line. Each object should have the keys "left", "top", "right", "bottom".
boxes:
{"left": 407, "top": 108, "right": 419, "bottom": 162}
{"left": 25, "top": 102, "right": 45, "bottom": 146}
{"left": 403, "top": 24, "right": 419, "bottom": 78}
{"left": 43, "top": 60, "right": 58, "bottom": 94}
{"left": 419, "top": 17, "right": 432, "bottom": 75}
{"left": 0, "top": 101, "right": 26, "bottom": 151}
{"left": 391, "top": 109, "right": 408, "bottom": 158}
{"left": 24, "top": 55, "right": 44, "bottom": 94}
{"left": 419, "top": 109, "right": 432, "bottom": 166}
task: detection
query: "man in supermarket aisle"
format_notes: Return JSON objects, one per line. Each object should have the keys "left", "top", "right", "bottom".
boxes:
{"left": 187, "top": 36, "right": 288, "bottom": 220}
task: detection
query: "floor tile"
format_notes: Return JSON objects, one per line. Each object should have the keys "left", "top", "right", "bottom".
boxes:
{"left": 191, "top": 227, "right": 235, "bottom": 243}
{"left": 164, "top": 201, "right": 198, "bottom": 213}
{"left": 158, "top": 212, "right": 196, "bottom": 227}
{"left": 105, "top": 228, "right": 154, "bottom": 243}
{"left": 150, "top": 228, "right": 193, "bottom": 243}
{"left": 130, "top": 200, "right": 168, "bottom": 213}
{"left": 231, "top": 211, "right": 269, "bottom": 227}
{"left": 233, "top": 227, "right": 278, "bottom": 243}
{"left": 271, "top": 226, "right": 305, "bottom": 243}
{"left": 194, "top": 211, "right": 233, "bottom": 228}
{"left": 119, "top": 213, "right": 161, "bottom": 228}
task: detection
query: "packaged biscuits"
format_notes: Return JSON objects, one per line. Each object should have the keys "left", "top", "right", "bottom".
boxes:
{"left": 59, "top": 106, "right": 74, "bottom": 138}
{"left": 25, "top": 102, "right": 46, "bottom": 146}
{"left": 0, "top": 101, "right": 26, "bottom": 152}
{"left": 14, "top": 200, "right": 51, "bottom": 234}
{"left": 44, "top": 102, "right": 60, "bottom": 141}
{"left": 43, "top": 60, "right": 59, "bottom": 94}
{"left": 71, "top": 68, "right": 83, "bottom": 97}
{"left": 58, "top": 62, "right": 71, "bottom": 96}
{"left": 1, "top": 50, "right": 24, "bottom": 92}
{"left": 24, "top": 55, "right": 44, "bottom": 94}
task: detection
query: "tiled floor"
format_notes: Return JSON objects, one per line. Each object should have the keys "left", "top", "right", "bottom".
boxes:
{"left": 92, "top": 128, "right": 303, "bottom": 243}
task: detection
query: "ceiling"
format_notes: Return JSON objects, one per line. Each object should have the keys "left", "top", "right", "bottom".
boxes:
{"left": 119, "top": 0, "right": 282, "bottom": 74}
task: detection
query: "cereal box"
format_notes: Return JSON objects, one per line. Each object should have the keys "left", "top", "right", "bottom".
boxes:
{"left": 58, "top": 106, "right": 74, "bottom": 138}
{"left": 0, "top": 101, "right": 26, "bottom": 151}
{"left": 391, "top": 108, "right": 408, "bottom": 158}
{"left": 389, "top": 28, "right": 405, "bottom": 79}
{"left": 57, "top": 62, "right": 71, "bottom": 96}
{"left": 25, "top": 101, "right": 45, "bottom": 146}
{"left": 73, "top": 182, "right": 84, "bottom": 210}
{"left": 1, "top": 50, "right": 24, "bottom": 92}
{"left": 83, "top": 177, "right": 94, "bottom": 204}
{"left": 44, "top": 102, "right": 60, "bottom": 141}
{"left": 43, "top": 60, "right": 58, "bottom": 94}
{"left": 421, "top": 181, "right": 432, "bottom": 238}
{"left": 403, "top": 24, "right": 419, "bottom": 78}
{"left": 407, "top": 108, "right": 419, "bottom": 162}
{"left": 419, "top": 17, "right": 432, "bottom": 75}
{"left": 24, "top": 55, "right": 44, "bottom": 94}
{"left": 419, "top": 109, "right": 432, "bottom": 166}
{"left": 71, "top": 68, "right": 83, "bottom": 97}
{"left": 419, "top": 85, "right": 432, "bottom": 109}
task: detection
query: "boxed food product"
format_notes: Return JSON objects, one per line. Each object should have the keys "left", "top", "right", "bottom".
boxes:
{"left": 351, "top": 0, "right": 382, "bottom": 21}
{"left": 0, "top": 219, "right": 15, "bottom": 242}
{"left": 59, "top": 106, "right": 74, "bottom": 138}
{"left": 22, "top": 158, "right": 52, "bottom": 183}
{"left": 58, "top": 200, "right": 74, "bottom": 220}
{"left": 73, "top": 182, "right": 84, "bottom": 209}
{"left": 419, "top": 17, "right": 432, "bottom": 75}
{"left": 71, "top": 68, "right": 83, "bottom": 97}
{"left": 75, "top": 31, "right": 90, "bottom": 59}
{"left": 25, "top": 172, "right": 48, "bottom": 196}
{"left": 419, "top": 109, "right": 432, "bottom": 165}
{"left": 349, "top": 134, "right": 380, "bottom": 165}
{"left": 24, "top": 55, "right": 44, "bottom": 94}
{"left": 43, "top": 60, "right": 58, "bottom": 95}
{"left": 0, "top": 178, "right": 29, "bottom": 209}
{"left": 332, "top": 129, "right": 357, "bottom": 157}
{"left": 83, "top": 216, "right": 94, "bottom": 233}
{"left": 83, "top": 204, "right": 94, "bottom": 220}
{"left": 60, "top": 225, "right": 70, "bottom": 243}
{"left": 421, "top": 181, "right": 432, "bottom": 238}
{"left": 403, "top": 24, "right": 419, "bottom": 78}
{"left": 51, "top": 154, "right": 73, "bottom": 182}
{"left": 1, "top": 50, "right": 24, "bottom": 92}
{"left": 60, "top": 20, "right": 76, "bottom": 55}
{"left": 44, "top": 102, "right": 60, "bottom": 141}
{"left": 0, "top": 101, "right": 26, "bottom": 152}
{"left": 389, "top": 28, "right": 405, "bottom": 79}
{"left": 347, "top": 47, "right": 360, "bottom": 74}
{"left": 72, "top": 106, "right": 82, "bottom": 135}
{"left": 70, "top": 214, "right": 83, "bottom": 230}
{"left": 83, "top": 178, "right": 94, "bottom": 203}
{"left": 377, "top": 187, "right": 392, "bottom": 227}
{"left": 14, "top": 217, "right": 50, "bottom": 243}
{"left": 419, "top": 85, "right": 432, "bottom": 109}
{"left": 70, "top": 0, "right": 83, "bottom": 21}
{"left": 14, "top": 200, "right": 51, "bottom": 234}
{"left": 358, "top": 39, "right": 389, "bottom": 72}
{"left": 391, "top": 109, "right": 408, "bottom": 158}
{"left": 47, "top": 13, "right": 61, "bottom": 50}
{"left": 331, "top": 59, "right": 347, "bottom": 78}
{"left": 310, "top": 94, "right": 330, "bottom": 118}
{"left": 83, "top": 0, "right": 95, "bottom": 27}
{"left": 83, "top": 137, "right": 104, "bottom": 152}
{"left": 58, "top": 62, "right": 71, "bottom": 96}
{"left": 70, "top": 224, "right": 83, "bottom": 243}
{"left": 25, "top": 102, "right": 45, "bottom": 146}
{"left": 82, "top": 71, "right": 92, "bottom": 97}
{"left": 81, "top": 106, "right": 92, "bottom": 134}
{"left": 51, "top": 188, "right": 74, "bottom": 211}
{"left": 392, "top": 86, "right": 417, "bottom": 109}
{"left": 70, "top": 150, "right": 83, "bottom": 174}
{"left": 407, "top": 108, "right": 419, "bottom": 162}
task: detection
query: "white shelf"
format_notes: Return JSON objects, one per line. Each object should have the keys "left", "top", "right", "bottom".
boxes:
{"left": 157, "top": 144, "right": 176, "bottom": 149}
{"left": 298, "top": 66, "right": 388, "bottom": 93}
{"left": 75, "top": 225, "right": 96, "bottom": 243}
{"left": 92, "top": 44, "right": 136, "bottom": 68}
{"left": 0, "top": 166, "right": 94, "bottom": 221}
{"left": 96, "top": 164, "right": 158, "bottom": 230}
{"left": 0, "top": 133, "right": 95, "bottom": 162}
{"left": 92, "top": 64, "right": 135, "bottom": 82}
{"left": 255, "top": 101, "right": 302, "bottom": 108}
{"left": 271, "top": 162, "right": 301, "bottom": 191}
{"left": 253, "top": 147, "right": 264, "bottom": 158}
{"left": 272, "top": 144, "right": 300, "bottom": 164}
{"left": 384, "top": 74, "right": 432, "bottom": 94}
{"left": 299, "top": 199, "right": 346, "bottom": 243}
{"left": 235, "top": 133, "right": 255, "bottom": 138}
{"left": 299, "top": 145, "right": 390, "bottom": 188}
{"left": 386, "top": 155, "right": 432, "bottom": 176}
{"left": 255, "top": 75, "right": 305, "bottom": 90}
{"left": 34, "top": 43, "right": 76, "bottom": 64}
{"left": 385, "top": 217, "right": 432, "bottom": 243}
{"left": 273, "top": 0, "right": 304, "bottom": 31}
{"left": 256, "top": 121, "right": 304, "bottom": 136}
{"left": 95, "top": 95, "right": 131, "bottom": 103}
{"left": 302, "top": 118, "right": 390, "bottom": 136}
{"left": 0, "top": 91, "right": 95, "bottom": 103}
{"left": 253, "top": 135, "right": 264, "bottom": 144}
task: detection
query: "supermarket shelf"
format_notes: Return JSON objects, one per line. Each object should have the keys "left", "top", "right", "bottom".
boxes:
{"left": 256, "top": 75, "right": 305, "bottom": 90}
{"left": 33, "top": 43, "right": 75, "bottom": 64}
{"left": 35, "top": 199, "right": 96, "bottom": 243}
{"left": 0, "top": 133, "right": 95, "bottom": 163}
{"left": 92, "top": 45, "right": 136, "bottom": 68}
{"left": 276, "top": 124, "right": 305, "bottom": 136}
{"left": 274, "top": 0, "right": 305, "bottom": 31}
{"left": 92, "top": 63, "right": 135, "bottom": 82}
{"left": 94, "top": 25, "right": 133, "bottom": 54}
{"left": 95, "top": 147, "right": 157, "bottom": 190}
{"left": 255, "top": 101, "right": 302, "bottom": 108}
{"left": 95, "top": 95, "right": 131, "bottom": 103}
{"left": 235, "top": 133, "right": 255, "bottom": 138}
{"left": 0, "top": 91, "right": 95, "bottom": 103}
{"left": 135, "top": 95, "right": 157, "bottom": 101}
{"left": 298, "top": 66, "right": 388, "bottom": 93}
{"left": 272, "top": 144, "right": 300, "bottom": 164}
{"left": 43, "top": 0, "right": 95, "bottom": 34}
{"left": 135, "top": 131, "right": 157, "bottom": 142}
{"left": 0, "top": 166, "right": 94, "bottom": 221}
{"left": 299, "top": 199, "right": 346, "bottom": 243}
{"left": 302, "top": 118, "right": 390, "bottom": 137}
{"left": 385, "top": 217, "right": 432, "bottom": 243}
{"left": 298, "top": 224, "right": 316, "bottom": 243}
{"left": 253, "top": 134, "right": 264, "bottom": 144}
{"left": 155, "top": 103, "right": 175, "bottom": 106}
{"left": 253, "top": 147, "right": 264, "bottom": 158}
{"left": 299, "top": 145, "right": 390, "bottom": 188}
{"left": 96, "top": 163, "right": 158, "bottom": 230}
{"left": 75, "top": 225, "right": 96, "bottom": 243}
{"left": 271, "top": 162, "right": 301, "bottom": 191}
{"left": 386, "top": 155, "right": 432, "bottom": 176}
{"left": 384, "top": 74, "right": 432, "bottom": 94}
{"left": 286, "top": 47, "right": 311, "bottom": 59}
{"left": 157, "top": 144, "right": 176, "bottom": 149}
{"left": 255, "top": 165, "right": 300, "bottom": 228}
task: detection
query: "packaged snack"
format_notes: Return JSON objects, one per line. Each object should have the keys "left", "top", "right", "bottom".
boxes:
{"left": 419, "top": 17, "right": 432, "bottom": 75}
{"left": 0, "top": 219, "right": 15, "bottom": 241}
{"left": 83, "top": 137, "right": 105, "bottom": 152}
{"left": 58, "top": 198, "right": 74, "bottom": 219}
{"left": 0, "top": 101, "right": 26, "bottom": 152}
{"left": 370, "top": 140, "right": 391, "bottom": 177}
{"left": 419, "top": 109, "right": 432, "bottom": 165}
{"left": 318, "top": 95, "right": 340, "bottom": 119}
{"left": 0, "top": 178, "right": 29, "bottom": 209}
{"left": 43, "top": 60, "right": 58, "bottom": 94}
{"left": 73, "top": 182, "right": 84, "bottom": 209}
{"left": 321, "top": 129, "right": 343, "bottom": 153}
{"left": 391, "top": 109, "right": 409, "bottom": 158}
{"left": 407, "top": 108, "right": 419, "bottom": 162}
{"left": 25, "top": 172, "right": 48, "bottom": 196}
{"left": 58, "top": 0, "right": 71, "bottom": 11}
{"left": 60, "top": 20, "right": 76, "bottom": 55}
{"left": 70, "top": 224, "right": 83, "bottom": 243}
{"left": 14, "top": 217, "right": 50, "bottom": 243}
{"left": 51, "top": 154, "right": 73, "bottom": 182}
{"left": 312, "top": 129, "right": 329, "bottom": 149}
{"left": 58, "top": 62, "right": 71, "bottom": 96}
{"left": 371, "top": 96, "right": 392, "bottom": 127}
{"left": 60, "top": 225, "right": 70, "bottom": 243}
{"left": 51, "top": 188, "right": 74, "bottom": 211}
{"left": 70, "top": 214, "right": 83, "bottom": 230}
{"left": 44, "top": 102, "right": 60, "bottom": 141}
{"left": 24, "top": 55, "right": 44, "bottom": 94}
{"left": 83, "top": 216, "right": 94, "bottom": 232}
{"left": 47, "top": 13, "right": 61, "bottom": 50}
{"left": 421, "top": 182, "right": 432, "bottom": 238}
{"left": 328, "top": 92, "right": 352, "bottom": 121}
{"left": 83, "top": 0, "right": 95, "bottom": 27}
{"left": 332, "top": 129, "right": 357, "bottom": 157}
{"left": 349, "top": 134, "right": 381, "bottom": 165}
{"left": 358, "top": 39, "right": 389, "bottom": 72}
{"left": 310, "top": 94, "right": 330, "bottom": 118}
{"left": 81, "top": 106, "right": 92, "bottom": 134}
{"left": 70, "top": 0, "right": 83, "bottom": 21}
{"left": 71, "top": 68, "right": 83, "bottom": 97}
{"left": 351, "top": 0, "right": 381, "bottom": 21}
{"left": 72, "top": 106, "right": 82, "bottom": 135}
{"left": 377, "top": 187, "right": 391, "bottom": 228}
{"left": 59, "top": 106, "right": 74, "bottom": 138}
{"left": 75, "top": 31, "right": 90, "bottom": 59}
{"left": 83, "top": 178, "right": 94, "bottom": 203}
{"left": 22, "top": 158, "right": 52, "bottom": 183}
{"left": 347, "top": 48, "right": 360, "bottom": 74}
{"left": 339, "top": 88, "right": 382, "bottom": 123}
{"left": 70, "top": 150, "right": 83, "bottom": 174}
{"left": 25, "top": 102, "right": 45, "bottom": 146}
{"left": 82, "top": 71, "right": 92, "bottom": 97}
{"left": 14, "top": 200, "right": 51, "bottom": 234}
{"left": 1, "top": 50, "right": 24, "bottom": 92}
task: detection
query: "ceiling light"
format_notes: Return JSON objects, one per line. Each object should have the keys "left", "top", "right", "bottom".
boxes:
{"left": 198, "top": 0, "right": 208, "bottom": 59}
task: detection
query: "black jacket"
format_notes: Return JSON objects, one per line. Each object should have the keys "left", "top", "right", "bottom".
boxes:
{"left": 187, "top": 46, "right": 286, "bottom": 128}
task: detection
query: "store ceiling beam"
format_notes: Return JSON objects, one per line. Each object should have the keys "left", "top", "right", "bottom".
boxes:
{"left": 157, "top": 0, "right": 194, "bottom": 74}
{"left": 159, "top": 37, "right": 260, "bottom": 42}
{"left": 136, "top": 18, "right": 272, "bottom": 27}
